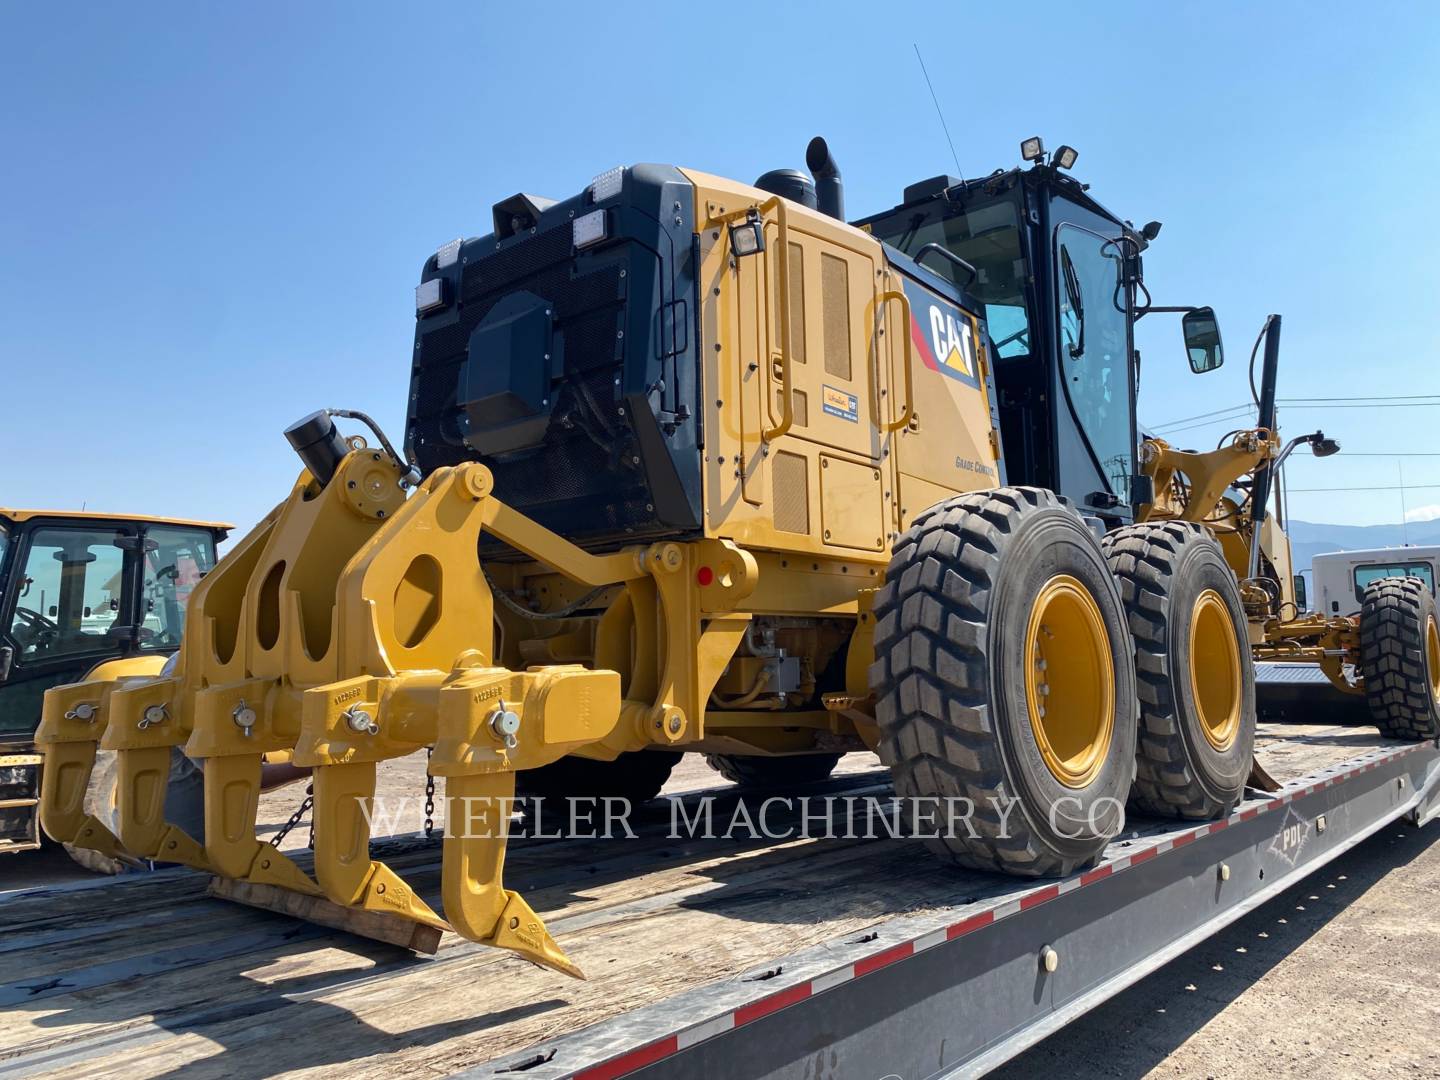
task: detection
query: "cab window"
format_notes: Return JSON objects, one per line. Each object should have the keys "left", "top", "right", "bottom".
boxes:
{"left": 7, "top": 527, "right": 127, "bottom": 660}
{"left": 868, "top": 198, "right": 1032, "bottom": 359}
{"left": 1353, "top": 561, "right": 1436, "bottom": 604}
{"left": 140, "top": 527, "right": 217, "bottom": 649}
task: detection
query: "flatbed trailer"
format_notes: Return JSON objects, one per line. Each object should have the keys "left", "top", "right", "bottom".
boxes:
{"left": 1, "top": 721, "right": 1437, "bottom": 1080}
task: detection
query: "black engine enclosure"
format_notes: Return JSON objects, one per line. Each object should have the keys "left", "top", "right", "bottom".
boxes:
{"left": 406, "top": 165, "right": 701, "bottom": 550}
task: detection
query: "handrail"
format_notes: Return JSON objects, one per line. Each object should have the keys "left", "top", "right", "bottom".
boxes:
{"left": 877, "top": 289, "right": 915, "bottom": 433}
{"left": 914, "top": 243, "right": 979, "bottom": 288}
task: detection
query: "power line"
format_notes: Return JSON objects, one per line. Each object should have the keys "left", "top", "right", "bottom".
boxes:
{"left": 1279, "top": 395, "right": 1440, "bottom": 404}
{"left": 1151, "top": 402, "right": 1255, "bottom": 430}
{"left": 1286, "top": 451, "right": 1440, "bottom": 458}
{"left": 1272, "top": 402, "right": 1440, "bottom": 409}
{"left": 1288, "top": 484, "right": 1440, "bottom": 492}
{"left": 1151, "top": 396, "right": 1440, "bottom": 432}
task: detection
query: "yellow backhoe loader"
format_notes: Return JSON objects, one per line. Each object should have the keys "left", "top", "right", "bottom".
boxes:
{"left": 37, "top": 137, "right": 1440, "bottom": 977}
{"left": 0, "top": 509, "right": 228, "bottom": 858}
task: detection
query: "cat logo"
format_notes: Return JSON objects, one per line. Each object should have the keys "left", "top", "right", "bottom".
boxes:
{"left": 928, "top": 306, "right": 976, "bottom": 380}
{"left": 903, "top": 278, "right": 982, "bottom": 391}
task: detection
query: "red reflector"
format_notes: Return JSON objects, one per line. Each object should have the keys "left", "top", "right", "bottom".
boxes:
{"left": 697, "top": 566, "right": 715, "bottom": 587}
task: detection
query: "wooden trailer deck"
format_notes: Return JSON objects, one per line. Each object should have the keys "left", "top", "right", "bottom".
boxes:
{"left": 0, "top": 723, "right": 1416, "bottom": 1079}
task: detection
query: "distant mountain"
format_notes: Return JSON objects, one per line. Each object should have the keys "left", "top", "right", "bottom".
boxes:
{"left": 1287, "top": 519, "right": 1440, "bottom": 574}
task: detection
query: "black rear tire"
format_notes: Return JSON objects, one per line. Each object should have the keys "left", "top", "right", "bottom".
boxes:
{"left": 1102, "top": 521, "right": 1256, "bottom": 818}
{"left": 517, "top": 750, "right": 679, "bottom": 806}
{"left": 1360, "top": 577, "right": 1440, "bottom": 739}
{"left": 870, "top": 486, "right": 1138, "bottom": 877}
{"left": 705, "top": 753, "right": 842, "bottom": 788}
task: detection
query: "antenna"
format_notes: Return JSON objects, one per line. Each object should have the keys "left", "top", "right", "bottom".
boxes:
{"left": 913, "top": 44, "right": 965, "bottom": 185}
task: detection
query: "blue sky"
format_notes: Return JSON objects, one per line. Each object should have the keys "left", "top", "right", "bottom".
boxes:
{"left": 3, "top": 1, "right": 1438, "bottom": 534}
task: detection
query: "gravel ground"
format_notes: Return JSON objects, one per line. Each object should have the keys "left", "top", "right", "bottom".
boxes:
{"left": 5, "top": 753, "right": 1438, "bottom": 1078}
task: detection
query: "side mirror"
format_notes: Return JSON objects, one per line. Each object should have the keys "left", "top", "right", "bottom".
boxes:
{"left": 1182, "top": 306, "right": 1224, "bottom": 373}
{"left": 0, "top": 645, "right": 12, "bottom": 682}
{"left": 1293, "top": 574, "right": 1308, "bottom": 612}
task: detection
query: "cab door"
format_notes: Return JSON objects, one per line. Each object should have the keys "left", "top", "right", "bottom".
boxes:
{"left": 1049, "top": 212, "right": 1135, "bottom": 515}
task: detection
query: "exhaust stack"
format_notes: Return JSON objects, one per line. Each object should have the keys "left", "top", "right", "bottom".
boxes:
{"left": 806, "top": 136, "right": 844, "bottom": 221}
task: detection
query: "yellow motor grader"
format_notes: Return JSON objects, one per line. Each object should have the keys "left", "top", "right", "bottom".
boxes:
{"left": 36, "top": 137, "right": 1440, "bottom": 976}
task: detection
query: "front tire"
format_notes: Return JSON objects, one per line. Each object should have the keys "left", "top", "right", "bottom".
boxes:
{"left": 870, "top": 487, "right": 1138, "bottom": 877}
{"left": 1360, "top": 577, "right": 1440, "bottom": 739}
{"left": 1103, "top": 521, "right": 1256, "bottom": 818}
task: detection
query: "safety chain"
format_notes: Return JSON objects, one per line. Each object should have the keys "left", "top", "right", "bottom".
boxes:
{"left": 424, "top": 748, "right": 437, "bottom": 840}
{"left": 270, "top": 782, "right": 314, "bottom": 848}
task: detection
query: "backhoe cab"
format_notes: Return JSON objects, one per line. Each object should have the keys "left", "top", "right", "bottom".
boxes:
{"left": 1, "top": 509, "right": 228, "bottom": 854}
{"left": 38, "top": 135, "right": 1430, "bottom": 978}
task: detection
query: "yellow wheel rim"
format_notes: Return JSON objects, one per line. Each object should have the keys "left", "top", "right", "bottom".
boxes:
{"left": 1427, "top": 616, "right": 1440, "bottom": 702}
{"left": 1189, "top": 589, "right": 1243, "bottom": 752}
{"left": 1024, "top": 575, "right": 1116, "bottom": 788}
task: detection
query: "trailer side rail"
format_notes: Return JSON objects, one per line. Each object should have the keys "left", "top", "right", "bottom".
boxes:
{"left": 478, "top": 739, "right": 1440, "bottom": 1080}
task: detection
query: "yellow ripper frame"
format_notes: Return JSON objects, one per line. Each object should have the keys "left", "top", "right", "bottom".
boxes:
{"left": 37, "top": 447, "right": 756, "bottom": 976}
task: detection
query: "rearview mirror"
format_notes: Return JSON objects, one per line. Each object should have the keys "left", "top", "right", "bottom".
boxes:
{"left": 1293, "top": 574, "right": 1308, "bottom": 612}
{"left": 1182, "top": 307, "right": 1224, "bottom": 373}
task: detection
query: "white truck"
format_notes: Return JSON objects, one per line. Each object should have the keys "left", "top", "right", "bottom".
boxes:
{"left": 1308, "top": 545, "right": 1440, "bottom": 618}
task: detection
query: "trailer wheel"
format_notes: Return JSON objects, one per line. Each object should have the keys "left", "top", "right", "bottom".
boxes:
{"left": 870, "top": 486, "right": 1138, "bottom": 877}
{"left": 517, "top": 750, "right": 679, "bottom": 808}
{"left": 1360, "top": 577, "right": 1440, "bottom": 739}
{"left": 704, "top": 753, "right": 842, "bottom": 789}
{"left": 1102, "top": 522, "right": 1256, "bottom": 818}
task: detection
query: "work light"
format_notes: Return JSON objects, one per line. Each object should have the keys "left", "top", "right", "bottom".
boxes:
{"left": 729, "top": 210, "right": 765, "bottom": 258}
{"left": 573, "top": 208, "right": 608, "bottom": 249}
{"left": 1054, "top": 145, "right": 1078, "bottom": 170}
{"left": 589, "top": 166, "right": 624, "bottom": 203}
{"left": 415, "top": 278, "right": 445, "bottom": 316}
{"left": 1020, "top": 136, "right": 1045, "bottom": 162}
{"left": 434, "top": 238, "right": 462, "bottom": 269}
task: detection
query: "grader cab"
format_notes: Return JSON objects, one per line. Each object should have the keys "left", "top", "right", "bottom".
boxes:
{"left": 37, "top": 137, "right": 1440, "bottom": 976}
